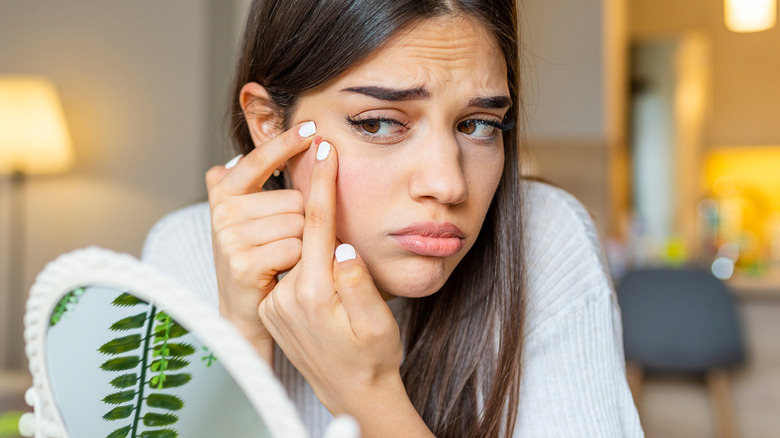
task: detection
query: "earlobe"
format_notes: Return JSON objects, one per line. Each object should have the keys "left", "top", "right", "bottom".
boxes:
{"left": 239, "top": 82, "right": 282, "bottom": 145}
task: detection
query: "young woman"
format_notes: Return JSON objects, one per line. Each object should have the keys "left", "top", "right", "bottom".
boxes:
{"left": 143, "top": 0, "right": 643, "bottom": 437}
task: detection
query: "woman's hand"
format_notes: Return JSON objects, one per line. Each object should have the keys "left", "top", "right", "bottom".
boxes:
{"left": 205, "top": 121, "right": 316, "bottom": 363}
{"left": 258, "top": 140, "right": 435, "bottom": 437}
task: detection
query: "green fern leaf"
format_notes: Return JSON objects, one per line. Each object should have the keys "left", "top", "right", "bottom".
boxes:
{"left": 142, "top": 412, "right": 178, "bottom": 427}
{"left": 101, "top": 356, "right": 141, "bottom": 371}
{"left": 150, "top": 358, "right": 189, "bottom": 372}
{"left": 109, "top": 373, "right": 139, "bottom": 388}
{"left": 149, "top": 372, "right": 191, "bottom": 389}
{"left": 153, "top": 322, "right": 187, "bottom": 341}
{"left": 102, "top": 404, "right": 134, "bottom": 420}
{"left": 152, "top": 343, "right": 195, "bottom": 357}
{"left": 110, "top": 313, "right": 148, "bottom": 331}
{"left": 106, "top": 425, "right": 131, "bottom": 438}
{"left": 99, "top": 334, "right": 143, "bottom": 355}
{"left": 146, "top": 393, "right": 184, "bottom": 411}
{"left": 139, "top": 429, "right": 178, "bottom": 438}
{"left": 112, "top": 293, "right": 146, "bottom": 307}
{"left": 102, "top": 390, "right": 136, "bottom": 405}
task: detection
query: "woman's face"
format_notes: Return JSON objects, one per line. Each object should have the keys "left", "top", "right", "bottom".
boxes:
{"left": 286, "top": 15, "right": 509, "bottom": 298}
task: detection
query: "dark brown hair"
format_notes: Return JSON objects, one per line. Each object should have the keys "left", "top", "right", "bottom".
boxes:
{"left": 229, "top": 1, "right": 525, "bottom": 437}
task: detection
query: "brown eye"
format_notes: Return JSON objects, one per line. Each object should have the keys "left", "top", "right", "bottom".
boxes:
{"left": 361, "top": 120, "right": 381, "bottom": 134}
{"left": 459, "top": 120, "right": 476, "bottom": 135}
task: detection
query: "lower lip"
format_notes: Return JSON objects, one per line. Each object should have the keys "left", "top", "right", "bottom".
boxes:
{"left": 391, "top": 235, "right": 464, "bottom": 257}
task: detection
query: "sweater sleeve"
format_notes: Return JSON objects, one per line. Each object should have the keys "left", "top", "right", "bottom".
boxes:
{"left": 514, "top": 183, "right": 644, "bottom": 437}
{"left": 140, "top": 202, "right": 220, "bottom": 311}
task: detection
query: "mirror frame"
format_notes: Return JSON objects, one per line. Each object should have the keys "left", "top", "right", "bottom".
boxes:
{"left": 24, "top": 246, "right": 308, "bottom": 438}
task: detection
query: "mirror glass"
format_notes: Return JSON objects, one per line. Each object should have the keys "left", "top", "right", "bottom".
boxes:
{"left": 45, "top": 285, "right": 271, "bottom": 438}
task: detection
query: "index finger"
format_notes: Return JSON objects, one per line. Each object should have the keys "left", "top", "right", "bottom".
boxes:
{"left": 300, "top": 139, "right": 339, "bottom": 278}
{"left": 212, "top": 121, "right": 317, "bottom": 199}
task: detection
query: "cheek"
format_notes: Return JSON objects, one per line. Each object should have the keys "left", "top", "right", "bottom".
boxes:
{"left": 333, "top": 156, "right": 391, "bottom": 240}
{"left": 465, "top": 148, "right": 504, "bottom": 206}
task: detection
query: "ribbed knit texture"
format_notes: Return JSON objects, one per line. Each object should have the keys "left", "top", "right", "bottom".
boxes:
{"left": 141, "top": 181, "right": 644, "bottom": 437}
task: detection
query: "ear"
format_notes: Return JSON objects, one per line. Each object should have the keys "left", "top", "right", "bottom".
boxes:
{"left": 239, "top": 82, "right": 283, "bottom": 146}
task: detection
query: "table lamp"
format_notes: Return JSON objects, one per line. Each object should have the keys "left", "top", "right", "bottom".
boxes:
{"left": 0, "top": 76, "right": 74, "bottom": 369}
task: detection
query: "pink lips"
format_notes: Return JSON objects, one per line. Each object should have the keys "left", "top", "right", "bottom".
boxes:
{"left": 390, "top": 222, "right": 465, "bottom": 257}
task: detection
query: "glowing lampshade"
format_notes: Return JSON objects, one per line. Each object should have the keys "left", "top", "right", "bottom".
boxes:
{"left": 725, "top": 0, "right": 777, "bottom": 32}
{"left": 0, "top": 76, "right": 74, "bottom": 174}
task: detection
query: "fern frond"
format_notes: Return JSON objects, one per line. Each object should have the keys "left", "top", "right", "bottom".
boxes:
{"left": 200, "top": 346, "right": 218, "bottom": 367}
{"left": 106, "top": 425, "right": 131, "bottom": 438}
{"left": 101, "top": 355, "right": 141, "bottom": 371}
{"left": 142, "top": 412, "right": 178, "bottom": 427}
{"left": 153, "top": 322, "right": 187, "bottom": 341}
{"left": 102, "top": 390, "right": 136, "bottom": 405}
{"left": 150, "top": 358, "right": 189, "bottom": 372}
{"left": 102, "top": 404, "right": 134, "bottom": 420}
{"left": 138, "top": 429, "right": 178, "bottom": 438}
{"left": 148, "top": 373, "right": 191, "bottom": 389}
{"left": 99, "top": 334, "right": 143, "bottom": 355}
{"left": 152, "top": 343, "right": 195, "bottom": 358}
{"left": 145, "top": 393, "right": 184, "bottom": 411}
{"left": 112, "top": 293, "right": 146, "bottom": 307}
{"left": 110, "top": 313, "right": 148, "bottom": 331}
{"left": 109, "top": 373, "right": 139, "bottom": 389}
{"left": 49, "top": 288, "right": 85, "bottom": 327}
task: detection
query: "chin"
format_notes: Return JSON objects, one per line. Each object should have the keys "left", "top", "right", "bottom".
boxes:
{"left": 369, "top": 257, "right": 454, "bottom": 299}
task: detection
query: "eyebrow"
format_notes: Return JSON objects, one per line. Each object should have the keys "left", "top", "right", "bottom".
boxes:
{"left": 468, "top": 95, "right": 512, "bottom": 109}
{"left": 341, "top": 86, "right": 431, "bottom": 101}
{"left": 341, "top": 85, "right": 511, "bottom": 109}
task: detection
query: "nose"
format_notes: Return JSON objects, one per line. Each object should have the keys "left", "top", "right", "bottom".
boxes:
{"left": 408, "top": 133, "right": 469, "bottom": 205}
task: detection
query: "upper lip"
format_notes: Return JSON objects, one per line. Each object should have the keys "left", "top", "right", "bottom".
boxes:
{"left": 390, "top": 222, "right": 465, "bottom": 239}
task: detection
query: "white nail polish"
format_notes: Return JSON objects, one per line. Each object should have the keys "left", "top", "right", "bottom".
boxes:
{"left": 299, "top": 121, "right": 316, "bottom": 137}
{"left": 225, "top": 154, "right": 242, "bottom": 169}
{"left": 335, "top": 243, "right": 356, "bottom": 262}
{"left": 316, "top": 141, "right": 331, "bottom": 161}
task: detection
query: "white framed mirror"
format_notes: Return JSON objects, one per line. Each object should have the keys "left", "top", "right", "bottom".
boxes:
{"left": 22, "top": 247, "right": 318, "bottom": 438}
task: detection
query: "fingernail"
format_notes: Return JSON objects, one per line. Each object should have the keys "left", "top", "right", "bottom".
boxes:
{"left": 335, "top": 243, "right": 356, "bottom": 262}
{"left": 299, "top": 121, "right": 316, "bottom": 138}
{"left": 316, "top": 141, "right": 331, "bottom": 161}
{"left": 225, "top": 154, "right": 242, "bottom": 169}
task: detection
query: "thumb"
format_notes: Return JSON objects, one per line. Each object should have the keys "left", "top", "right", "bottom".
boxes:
{"left": 332, "top": 244, "right": 394, "bottom": 338}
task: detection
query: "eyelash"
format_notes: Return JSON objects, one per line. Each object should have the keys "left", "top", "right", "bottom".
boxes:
{"left": 345, "top": 116, "right": 515, "bottom": 144}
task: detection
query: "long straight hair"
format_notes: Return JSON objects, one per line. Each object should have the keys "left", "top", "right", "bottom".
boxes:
{"left": 228, "top": 1, "right": 525, "bottom": 436}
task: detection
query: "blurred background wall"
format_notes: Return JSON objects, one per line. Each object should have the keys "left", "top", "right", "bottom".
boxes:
{"left": 0, "top": 0, "right": 251, "bottom": 370}
{"left": 1, "top": 0, "right": 779, "bottom": 437}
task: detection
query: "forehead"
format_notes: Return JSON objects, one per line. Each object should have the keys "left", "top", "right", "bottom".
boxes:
{"left": 332, "top": 15, "right": 508, "bottom": 95}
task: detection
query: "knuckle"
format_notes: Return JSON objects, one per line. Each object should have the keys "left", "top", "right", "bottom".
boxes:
{"left": 336, "top": 263, "right": 366, "bottom": 290}
{"left": 273, "top": 289, "right": 295, "bottom": 320}
{"left": 205, "top": 166, "right": 221, "bottom": 185}
{"left": 208, "top": 184, "right": 226, "bottom": 205}
{"left": 364, "top": 323, "right": 388, "bottom": 341}
{"left": 289, "top": 190, "right": 305, "bottom": 212}
{"left": 304, "top": 206, "right": 329, "bottom": 227}
{"left": 289, "top": 214, "right": 305, "bottom": 235}
{"left": 296, "top": 287, "right": 319, "bottom": 308}
{"left": 228, "top": 253, "right": 251, "bottom": 280}
{"left": 215, "top": 226, "right": 238, "bottom": 252}
{"left": 210, "top": 202, "right": 234, "bottom": 229}
{"left": 288, "top": 237, "right": 303, "bottom": 254}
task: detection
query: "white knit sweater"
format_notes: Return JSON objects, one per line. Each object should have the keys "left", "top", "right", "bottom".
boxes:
{"left": 141, "top": 181, "right": 644, "bottom": 437}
